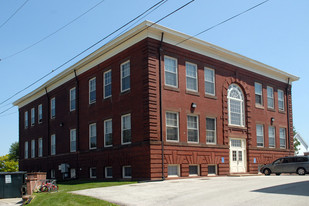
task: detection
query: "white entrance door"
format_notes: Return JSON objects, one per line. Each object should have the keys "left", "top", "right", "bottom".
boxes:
{"left": 230, "top": 139, "right": 246, "bottom": 173}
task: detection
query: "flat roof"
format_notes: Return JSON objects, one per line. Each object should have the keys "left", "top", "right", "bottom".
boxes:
{"left": 13, "top": 21, "right": 299, "bottom": 108}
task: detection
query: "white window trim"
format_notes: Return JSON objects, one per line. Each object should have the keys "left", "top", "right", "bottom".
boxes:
{"left": 90, "top": 167, "right": 97, "bottom": 179}
{"left": 168, "top": 164, "right": 180, "bottom": 177}
{"left": 206, "top": 117, "right": 217, "bottom": 144}
{"left": 268, "top": 126, "right": 276, "bottom": 148}
{"left": 51, "top": 134, "right": 56, "bottom": 155}
{"left": 255, "top": 82, "right": 263, "bottom": 106}
{"left": 278, "top": 89, "right": 285, "bottom": 111}
{"left": 228, "top": 84, "right": 245, "bottom": 127}
{"left": 187, "top": 115, "right": 199, "bottom": 143}
{"left": 122, "top": 165, "right": 132, "bottom": 178}
{"left": 70, "top": 129, "right": 77, "bottom": 152}
{"left": 70, "top": 87, "right": 76, "bottom": 111}
{"left": 38, "top": 104, "right": 42, "bottom": 124}
{"left": 89, "top": 123, "right": 97, "bottom": 149}
{"left": 24, "top": 111, "right": 28, "bottom": 129}
{"left": 121, "top": 114, "right": 131, "bottom": 145}
{"left": 104, "top": 119, "right": 113, "bottom": 147}
{"left": 256, "top": 124, "right": 264, "bottom": 147}
{"left": 50, "top": 169, "right": 55, "bottom": 179}
{"left": 164, "top": 56, "right": 178, "bottom": 88}
{"left": 189, "top": 164, "right": 200, "bottom": 176}
{"left": 38, "top": 138, "right": 43, "bottom": 157}
{"left": 207, "top": 164, "right": 217, "bottom": 176}
{"left": 185, "top": 62, "right": 198, "bottom": 92}
{"left": 166, "top": 112, "right": 179, "bottom": 142}
{"left": 120, "top": 60, "right": 130, "bottom": 93}
{"left": 204, "top": 67, "right": 215, "bottom": 96}
{"left": 31, "top": 108, "right": 35, "bottom": 126}
{"left": 104, "top": 70, "right": 112, "bottom": 99}
{"left": 267, "top": 86, "right": 274, "bottom": 109}
{"left": 50, "top": 97, "right": 56, "bottom": 119}
{"left": 105, "top": 166, "right": 113, "bottom": 178}
{"left": 89, "top": 77, "right": 96, "bottom": 104}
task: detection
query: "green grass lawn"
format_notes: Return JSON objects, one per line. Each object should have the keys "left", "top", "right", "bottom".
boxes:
{"left": 29, "top": 180, "right": 136, "bottom": 206}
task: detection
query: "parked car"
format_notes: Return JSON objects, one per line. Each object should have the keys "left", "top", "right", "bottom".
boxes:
{"left": 260, "top": 156, "right": 309, "bottom": 175}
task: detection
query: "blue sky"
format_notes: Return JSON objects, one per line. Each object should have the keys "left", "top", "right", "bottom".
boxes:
{"left": 0, "top": 0, "right": 308, "bottom": 156}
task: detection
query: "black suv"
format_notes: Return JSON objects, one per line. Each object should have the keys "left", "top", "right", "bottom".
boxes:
{"left": 260, "top": 156, "right": 309, "bottom": 175}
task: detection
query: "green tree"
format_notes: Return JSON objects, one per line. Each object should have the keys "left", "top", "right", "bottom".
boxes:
{"left": 0, "top": 155, "right": 18, "bottom": 172}
{"left": 293, "top": 127, "right": 301, "bottom": 155}
{"left": 8, "top": 142, "right": 19, "bottom": 161}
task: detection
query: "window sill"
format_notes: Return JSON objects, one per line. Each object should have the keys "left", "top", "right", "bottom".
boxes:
{"left": 267, "top": 108, "right": 275, "bottom": 112}
{"left": 228, "top": 125, "right": 247, "bottom": 130}
{"left": 278, "top": 110, "right": 286, "bottom": 114}
{"left": 185, "top": 90, "right": 200, "bottom": 96}
{"left": 164, "top": 85, "right": 180, "bottom": 92}
{"left": 120, "top": 89, "right": 131, "bottom": 95}
{"left": 255, "top": 104, "right": 264, "bottom": 110}
{"left": 205, "top": 94, "right": 217, "bottom": 100}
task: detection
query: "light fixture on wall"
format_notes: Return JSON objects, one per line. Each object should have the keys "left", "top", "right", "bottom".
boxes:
{"left": 191, "top": 103, "right": 197, "bottom": 108}
{"left": 271, "top": 117, "right": 275, "bottom": 125}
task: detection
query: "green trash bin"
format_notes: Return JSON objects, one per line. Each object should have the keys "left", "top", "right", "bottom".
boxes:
{"left": 0, "top": 172, "right": 27, "bottom": 198}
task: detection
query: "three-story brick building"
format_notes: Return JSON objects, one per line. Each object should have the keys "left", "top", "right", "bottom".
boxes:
{"left": 13, "top": 21, "right": 299, "bottom": 180}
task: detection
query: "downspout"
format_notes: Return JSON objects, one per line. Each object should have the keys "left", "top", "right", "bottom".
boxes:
{"left": 74, "top": 70, "right": 80, "bottom": 178}
{"left": 286, "top": 78, "right": 291, "bottom": 152}
{"left": 158, "top": 32, "right": 165, "bottom": 180}
{"left": 45, "top": 88, "right": 50, "bottom": 156}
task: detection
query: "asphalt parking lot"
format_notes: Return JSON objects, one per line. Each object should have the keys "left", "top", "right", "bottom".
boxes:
{"left": 73, "top": 175, "right": 309, "bottom": 206}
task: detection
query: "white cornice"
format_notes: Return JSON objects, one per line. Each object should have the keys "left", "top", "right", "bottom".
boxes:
{"left": 13, "top": 21, "right": 299, "bottom": 108}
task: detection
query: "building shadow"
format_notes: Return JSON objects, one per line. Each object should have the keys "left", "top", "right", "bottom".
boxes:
{"left": 252, "top": 181, "right": 309, "bottom": 196}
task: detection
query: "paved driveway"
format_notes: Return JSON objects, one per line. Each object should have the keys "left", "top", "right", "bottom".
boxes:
{"left": 73, "top": 176, "right": 309, "bottom": 206}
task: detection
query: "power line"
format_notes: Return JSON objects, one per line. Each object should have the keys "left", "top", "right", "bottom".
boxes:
{"left": 0, "top": 0, "right": 106, "bottom": 61}
{"left": 0, "top": 0, "right": 30, "bottom": 30}
{"left": 0, "top": 0, "right": 170, "bottom": 108}
{"left": 176, "top": 0, "right": 270, "bottom": 46}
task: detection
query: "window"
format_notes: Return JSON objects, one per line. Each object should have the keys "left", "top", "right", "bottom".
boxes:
{"left": 70, "top": 168, "right": 76, "bottom": 178}
{"left": 187, "top": 115, "right": 199, "bottom": 143}
{"left": 189, "top": 165, "right": 199, "bottom": 176}
{"left": 89, "top": 78, "right": 96, "bottom": 104}
{"left": 166, "top": 112, "right": 179, "bottom": 141}
{"left": 168, "top": 165, "right": 180, "bottom": 177}
{"left": 267, "top": 86, "right": 274, "bottom": 109}
{"left": 104, "top": 119, "right": 112, "bottom": 147}
{"left": 122, "top": 166, "right": 132, "bottom": 178}
{"left": 278, "top": 89, "right": 285, "bottom": 111}
{"left": 279, "top": 128, "right": 286, "bottom": 148}
{"left": 24, "top": 141, "right": 28, "bottom": 159}
{"left": 89, "top": 123, "right": 97, "bottom": 149}
{"left": 70, "top": 129, "right": 76, "bottom": 152}
{"left": 38, "top": 138, "right": 43, "bottom": 157}
{"left": 268, "top": 126, "right": 275, "bottom": 148}
{"left": 51, "top": 98, "right": 56, "bottom": 119}
{"left": 227, "top": 84, "right": 245, "bottom": 127}
{"left": 256, "top": 124, "right": 264, "bottom": 147}
{"left": 104, "top": 70, "right": 112, "bottom": 99}
{"left": 24, "top": 111, "right": 28, "bottom": 129}
{"left": 50, "top": 169, "right": 55, "bottom": 179}
{"left": 38, "top": 104, "right": 42, "bottom": 123}
{"left": 70, "top": 87, "right": 76, "bottom": 111}
{"left": 31, "top": 108, "right": 35, "bottom": 126}
{"left": 31, "top": 139, "right": 35, "bottom": 158}
{"left": 255, "top": 82, "right": 263, "bottom": 105}
{"left": 206, "top": 117, "right": 216, "bottom": 144}
{"left": 90, "top": 167, "right": 97, "bottom": 178}
{"left": 204, "top": 67, "right": 215, "bottom": 95}
{"left": 51, "top": 134, "right": 56, "bottom": 155}
{"left": 186, "top": 62, "right": 198, "bottom": 92}
{"left": 208, "top": 165, "right": 217, "bottom": 175}
{"left": 121, "top": 114, "right": 131, "bottom": 144}
{"left": 164, "top": 56, "right": 178, "bottom": 87}
{"left": 121, "top": 61, "right": 130, "bottom": 92}
{"left": 105, "top": 167, "right": 113, "bottom": 178}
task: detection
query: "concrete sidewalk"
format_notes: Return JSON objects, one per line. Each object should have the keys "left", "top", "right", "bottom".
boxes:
{"left": 73, "top": 176, "right": 309, "bottom": 206}
{"left": 0, "top": 198, "right": 22, "bottom": 206}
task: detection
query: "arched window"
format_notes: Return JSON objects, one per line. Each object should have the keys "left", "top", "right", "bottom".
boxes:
{"left": 227, "top": 84, "right": 245, "bottom": 127}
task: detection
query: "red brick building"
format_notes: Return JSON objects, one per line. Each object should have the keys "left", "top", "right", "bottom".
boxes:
{"left": 14, "top": 21, "right": 299, "bottom": 180}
